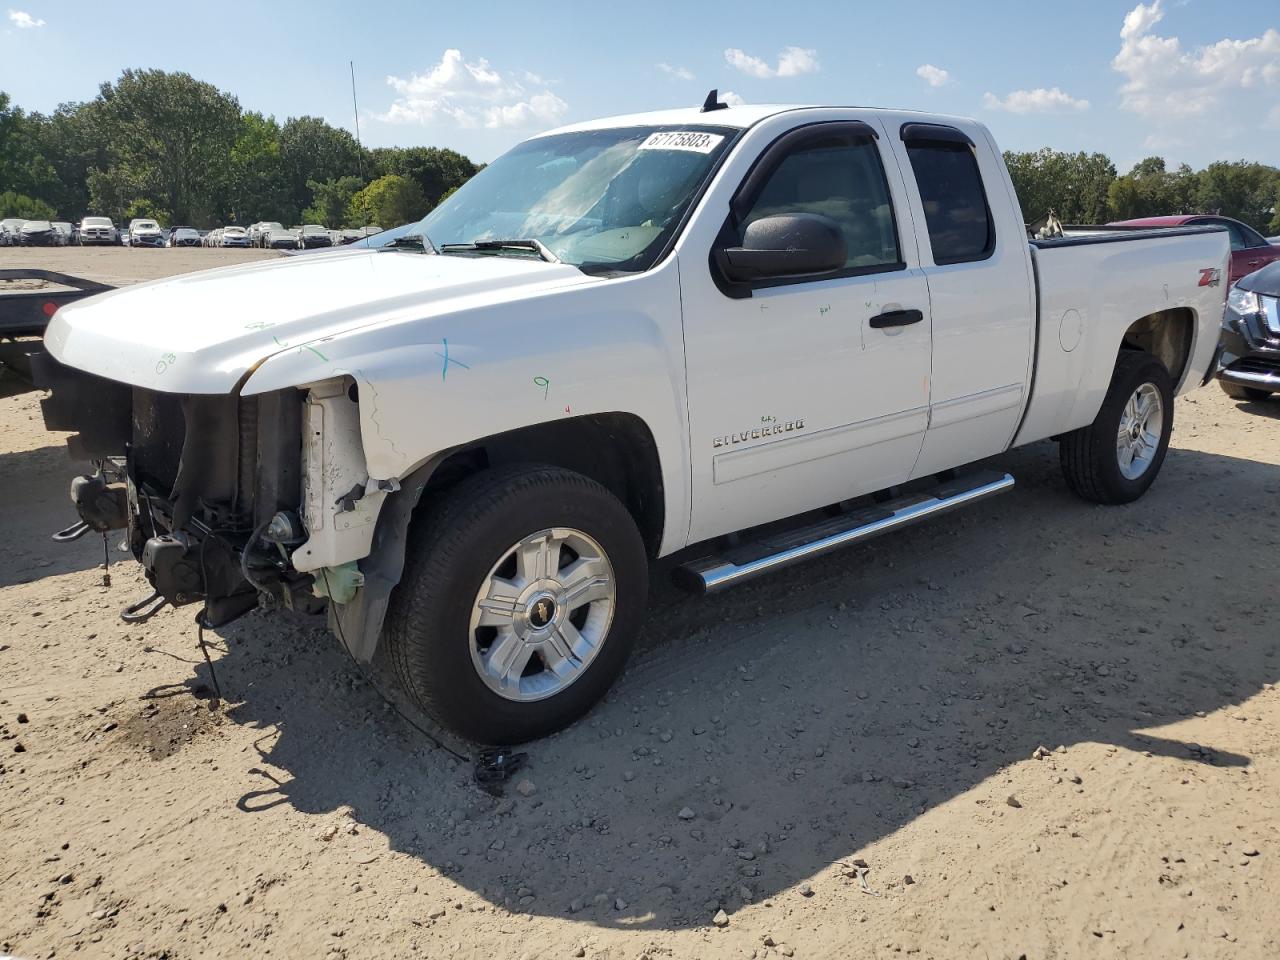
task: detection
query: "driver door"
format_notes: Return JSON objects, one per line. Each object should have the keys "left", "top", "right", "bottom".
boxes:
{"left": 679, "top": 120, "right": 933, "bottom": 545}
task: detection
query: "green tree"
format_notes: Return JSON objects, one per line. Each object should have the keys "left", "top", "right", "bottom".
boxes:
{"left": 279, "top": 117, "right": 363, "bottom": 219}
{"left": 1003, "top": 148, "right": 1116, "bottom": 224}
{"left": 347, "top": 174, "right": 428, "bottom": 228}
{"left": 302, "top": 176, "right": 362, "bottom": 227}
{"left": 369, "top": 145, "right": 479, "bottom": 207}
{"left": 1195, "top": 161, "right": 1280, "bottom": 232}
{"left": 93, "top": 69, "right": 241, "bottom": 224}
{"left": 27, "top": 101, "right": 109, "bottom": 217}
{"left": 222, "top": 112, "right": 291, "bottom": 225}
{"left": 0, "top": 91, "right": 60, "bottom": 210}
{"left": 0, "top": 190, "right": 56, "bottom": 219}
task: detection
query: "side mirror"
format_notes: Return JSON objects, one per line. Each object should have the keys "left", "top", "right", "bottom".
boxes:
{"left": 718, "top": 213, "right": 847, "bottom": 283}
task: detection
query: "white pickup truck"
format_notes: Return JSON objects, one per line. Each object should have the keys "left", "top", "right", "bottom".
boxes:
{"left": 35, "top": 98, "right": 1228, "bottom": 743}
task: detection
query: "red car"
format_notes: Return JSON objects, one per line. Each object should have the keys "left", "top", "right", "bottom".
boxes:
{"left": 1110, "top": 215, "right": 1280, "bottom": 285}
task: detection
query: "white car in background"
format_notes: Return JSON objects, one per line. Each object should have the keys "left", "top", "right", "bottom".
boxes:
{"left": 220, "top": 226, "right": 250, "bottom": 248}
{"left": 0, "top": 218, "right": 27, "bottom": 245}
{"left": 128, "top": 219, "right": 165, "bottom": 248}
{"left": 77, "top": 216, "right": 117, "bottom": 245}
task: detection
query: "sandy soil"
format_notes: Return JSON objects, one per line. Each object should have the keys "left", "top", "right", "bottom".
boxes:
{"left": 1, "top": 252, "right": 1278, "bottom": 959}
{"left": 0, "top": 247, "right": 280, "bottom": 289}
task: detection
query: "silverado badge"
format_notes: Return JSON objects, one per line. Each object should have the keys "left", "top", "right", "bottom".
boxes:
{"left": 713, "top": 418, "right": 806, "bottom": 449}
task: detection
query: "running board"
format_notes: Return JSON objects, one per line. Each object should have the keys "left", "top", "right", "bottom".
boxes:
{"left": 673, "top": 470, "right": 1014, "bottom": 594}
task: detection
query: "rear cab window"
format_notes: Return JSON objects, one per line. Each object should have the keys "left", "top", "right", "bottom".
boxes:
{"left": 900, "top": 123, "right": 995, "bottom": 265}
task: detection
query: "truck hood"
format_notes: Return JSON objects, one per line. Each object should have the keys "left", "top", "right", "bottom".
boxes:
{"left": 45, "top": 248, "right": 595, "bottom": 393}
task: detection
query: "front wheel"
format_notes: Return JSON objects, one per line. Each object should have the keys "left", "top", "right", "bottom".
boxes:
{"left": 1059, "top": 350, "right": 1174, "bottom": 504}
{"left": 385, "top": 464, "right": 648, "bottom": 744}
{"left": 1219, "top": 380, "right": 1274, "bottom": 402}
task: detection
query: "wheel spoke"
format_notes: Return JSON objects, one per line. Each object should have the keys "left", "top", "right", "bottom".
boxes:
{"left": 542, "top": 623, "right": 584, "bottom": 679}
{"left": 516, "top": 534, "right": 561, "bottom": 584}
{"left": 558, "top": 556, "right": 612, "bottom": 610}
{"left": 485, "top": 630, "right": 533, "bottom": 689}
{"left": 475, "top": 576, "right": 520, "bottom": 627}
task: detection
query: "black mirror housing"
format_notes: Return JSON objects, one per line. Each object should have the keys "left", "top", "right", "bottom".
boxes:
{"left": 718, "top": 213, "right": 847, "bottom": 283}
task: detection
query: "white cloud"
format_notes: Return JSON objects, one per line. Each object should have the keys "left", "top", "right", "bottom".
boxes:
{"left": 1112, "top": 0, "right": 1280, "bottom": 120}
{"left": 657, "top": 62, "right": 695, "bottom": 81}
{"left": 982, "top": 87, "right": 1090, "bottom": 113}
{"left": 7, "top": 8, "right": 44, "bottom": 28}
{"left": 379, "top": 49, "right": 567, "bottom": 130}
{"left": 724, "top": 46, "right": 819, "bottom": 79}
{"left": 916, "top": 64, "right": 951, "bottom": 87}
{"left": 721, "top": 90, "right": 746, "bottom": 106}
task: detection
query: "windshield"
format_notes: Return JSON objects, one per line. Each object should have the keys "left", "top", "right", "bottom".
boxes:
{"left": 413, "top": 125, "right": 736, "bottom": 272}
{"left": 84, "top": 217, "right": 111, "bottom": 227}
{"left": 135, "top": 220, "right": 159, "bottom": 230}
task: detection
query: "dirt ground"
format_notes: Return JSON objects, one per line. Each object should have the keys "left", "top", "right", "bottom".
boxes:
{"left": 1, "top": 249, "right": 1278, "bottom": 959}
{"left": 1, "top": 247, "right": 280, "bottom": 288}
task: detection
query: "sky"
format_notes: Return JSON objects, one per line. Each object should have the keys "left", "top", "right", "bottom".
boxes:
{"left": 2, "top": 0, "right": 1278, "bottom": 170}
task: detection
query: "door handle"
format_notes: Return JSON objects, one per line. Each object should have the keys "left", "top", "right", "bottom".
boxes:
{"left": 869, "top": 309, "right": 924, "bottom": 329}
{"left": 1247, "top": 259, "right": 1261, "bottom": 266}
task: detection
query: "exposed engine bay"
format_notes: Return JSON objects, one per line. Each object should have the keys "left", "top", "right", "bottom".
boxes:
{"left": 32, "top": 352, "right": 363, "bottom": 627}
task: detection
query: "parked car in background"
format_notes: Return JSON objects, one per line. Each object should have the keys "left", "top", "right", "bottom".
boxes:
{"left": 1218, "top": 262, "right": 1280, "bottom": 402}
{"left": 1, "top": 218, "right": 27, "bottom": 245}
{"left": 1110, "top": 215, "right": 1280, "bottom": 285}
{"left": 203, "top": 228, "right": 222, "bottom": 247}
{"left": 247, "top": 221, "right": 280, "bottom": 247}
{"left": 18, "top": 220, "right": 59, "bottom": 246}
{"left": 297, "top": 224, "right": 331, "bottom": 249}
{"left": 51, "top": 222, "right": 73, "bottom": 245}
{"left": 219, "top": 226, "right": 250, "bottom": 248}
{"left": 76, "top": 216, "right": 117, "bottom": 245}
{"left": 265, "top": 226, "right": 299, "bottom": 249}
{"left": 128, "top": 219, "right": 165, "bottom": 248}
{"left": 168, "top": 227, "right": 201, "bottom": 248}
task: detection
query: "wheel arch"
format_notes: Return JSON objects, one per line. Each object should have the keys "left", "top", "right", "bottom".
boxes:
{"left": 1120, "top": 306, "right": 1196, "bottom": 390}
{"left": 331, "top": 411, "right": 666, "bottom": 663}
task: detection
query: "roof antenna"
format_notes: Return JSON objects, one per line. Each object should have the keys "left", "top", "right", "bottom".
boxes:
{"left": 701, "top": 88, "right": 729, "bottom": 113}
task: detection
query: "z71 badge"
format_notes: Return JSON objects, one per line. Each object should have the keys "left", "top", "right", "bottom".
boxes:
{"left": 713, "top": 418, "right": 806, "bottom": 449}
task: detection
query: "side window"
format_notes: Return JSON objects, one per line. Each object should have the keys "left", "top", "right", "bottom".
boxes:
{"left": 904, "top": 139, "right": 995, "bottom": 264}
{"left": 740, "top": 133, "right": 902, "bottom": 273}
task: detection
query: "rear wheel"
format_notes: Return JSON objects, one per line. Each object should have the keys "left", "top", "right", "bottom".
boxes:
{"left": 1219, "top": 380, "right": 1274, "bottom": 402}
{"left": 1060, "top": 350, "right": 1173, "bottom": 504}
{"left": 385, "top": 464, "right": 648, "bottom": 744}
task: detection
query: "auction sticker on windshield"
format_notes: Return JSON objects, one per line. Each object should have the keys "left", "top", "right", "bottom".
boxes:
{"left": 638, "top": 131, "right": 725, "bottom": 153}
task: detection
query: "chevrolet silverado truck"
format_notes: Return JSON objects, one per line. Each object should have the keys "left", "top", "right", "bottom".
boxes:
{"left": 33, "top": 97, "right": 1229, "bottom": 743}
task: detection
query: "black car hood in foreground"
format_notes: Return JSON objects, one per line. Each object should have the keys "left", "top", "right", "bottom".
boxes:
{"left": 1238, "top": 261, "right": 1280, "bottom": 295}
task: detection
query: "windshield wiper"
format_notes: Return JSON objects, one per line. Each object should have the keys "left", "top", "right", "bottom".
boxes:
{"left": 439, "top": 239, "right": 560, "bottom": 263}
{"left": 380, "top": 232, "right": 437, "bottom": 254}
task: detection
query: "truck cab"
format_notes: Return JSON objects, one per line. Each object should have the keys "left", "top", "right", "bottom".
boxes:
{"left": 35, "top": 99, "right": 1228, "bottom": 743}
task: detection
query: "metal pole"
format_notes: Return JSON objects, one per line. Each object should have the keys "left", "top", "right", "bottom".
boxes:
{"left": 350, "top": 60, "right": 366, "bottom": 229}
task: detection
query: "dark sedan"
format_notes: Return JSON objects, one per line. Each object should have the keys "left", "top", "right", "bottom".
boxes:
{"left": 18, "top": 220, "right": 59, "bottom": 246}
{"left": 1218, "top": 261, "right": 1280, "bottom": 402}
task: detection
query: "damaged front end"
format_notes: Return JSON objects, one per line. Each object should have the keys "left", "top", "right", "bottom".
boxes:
{"left": 33, "top": 353, "right": 372, "bottom": 627}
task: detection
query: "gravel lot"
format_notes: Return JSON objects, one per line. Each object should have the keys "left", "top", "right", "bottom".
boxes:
{"left": 1, "top": 249, "right": 1278, "bottom": 959}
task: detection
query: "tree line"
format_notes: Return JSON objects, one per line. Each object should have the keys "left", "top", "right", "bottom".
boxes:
{"left": 1004, "top": 149, "right": 1279, "bottom": 234}
{"left": 0, "top": 70, "right": 480, "bottom": 229}
{"left": 3, "top": 70, "right": 1279, "bottom": 235}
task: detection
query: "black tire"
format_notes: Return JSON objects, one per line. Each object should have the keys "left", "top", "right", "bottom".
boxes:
{"left": 1059, "top": 350, "right": 1174, "bottom": 504}
{"left": 385, "top": 464, "right": 648, "bottom": 744}
{"left": 1219, "top": 380, "right": 1273, "bottom": 402}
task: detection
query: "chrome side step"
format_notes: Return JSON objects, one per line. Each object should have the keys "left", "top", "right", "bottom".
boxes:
{"left": 674, "top": 470, "right": 1014, "bottom": 594}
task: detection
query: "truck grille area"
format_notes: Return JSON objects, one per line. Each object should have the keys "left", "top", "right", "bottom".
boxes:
{"left": 130, "top": 388, "right": 302, "bottom": 532}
